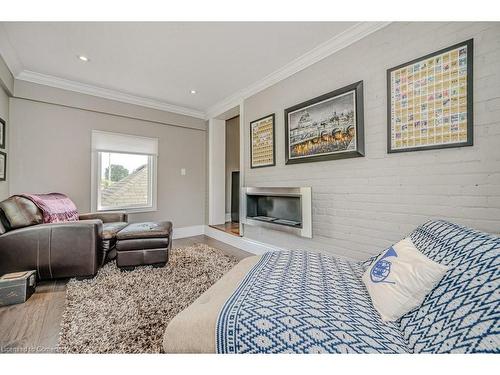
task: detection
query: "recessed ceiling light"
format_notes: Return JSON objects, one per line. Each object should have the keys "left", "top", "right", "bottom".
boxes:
{"left": 78, "top": 55, "right": 89, "bottom": 62}
{"left": 190, "top": 90, "right": 197, "bottom": 94}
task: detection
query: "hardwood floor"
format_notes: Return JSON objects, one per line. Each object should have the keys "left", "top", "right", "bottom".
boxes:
{"left": 0, "top": 279, "right": 66, "bottom": 353}
{"left": 209, "top": 221, "right": 240, "bottom": 236}
{"left": 0, "top": 235, "right": 252, "bottom": 353}
{"left": 173, "top": 235, "right": 250, "bottom": 260}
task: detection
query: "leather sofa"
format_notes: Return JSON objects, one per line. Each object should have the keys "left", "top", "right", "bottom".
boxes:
{"left": 0, "top": 196, "right": 127, "bottom": 280}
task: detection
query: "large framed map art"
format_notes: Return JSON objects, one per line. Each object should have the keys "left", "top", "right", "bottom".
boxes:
{"left": 387, "top": 39, "right": 473, "bottom": 153}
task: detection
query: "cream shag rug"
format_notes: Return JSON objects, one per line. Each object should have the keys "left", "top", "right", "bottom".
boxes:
{"left": 58, "top": 244, "right": 239, "bottom": 353}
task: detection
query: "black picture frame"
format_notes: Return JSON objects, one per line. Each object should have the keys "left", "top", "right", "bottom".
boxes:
{"left": 0, "top": 150, "right": 6, "bottom": 182}
{"left": 285, "top": 81, "right": 365, "bottom": 165}
{"left": 0, "top": 117, "right": 5, "bottom": 149}
{"left": 387, "top": 39, "right": 473, "bottom": 154}
{"left": 250, "top": 113, "right": 276, "bottom": 169}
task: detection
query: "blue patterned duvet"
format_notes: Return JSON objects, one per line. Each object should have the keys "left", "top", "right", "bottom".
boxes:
{"left": 216, "top": 220, "right": 500, "bottom": 354}
{"left": 216, "top": 250, "right": 409, "bottom": 353}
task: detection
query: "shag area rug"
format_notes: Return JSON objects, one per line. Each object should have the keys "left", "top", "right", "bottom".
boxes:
{"left": 58, "top": 244, "right": 239, "bottom": 353}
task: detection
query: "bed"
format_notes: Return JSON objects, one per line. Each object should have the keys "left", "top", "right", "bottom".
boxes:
{"left": 162, "top": 220, "right": 500, "bottom": 354}
{"left": 163, "top": 256, "right": 260, "bottom": 353}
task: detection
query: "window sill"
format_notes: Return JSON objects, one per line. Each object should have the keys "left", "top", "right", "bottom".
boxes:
{"left": 97, "top": 207, "right": 158, "bottom": 215}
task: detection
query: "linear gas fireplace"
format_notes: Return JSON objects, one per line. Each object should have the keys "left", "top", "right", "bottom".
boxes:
{"left": 243, "top": 187, "right": 312, "bottom": 238}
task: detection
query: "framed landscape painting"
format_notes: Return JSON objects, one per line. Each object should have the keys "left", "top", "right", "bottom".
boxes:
{"left": 387, "top": 39, "right": 473, "bottom": 153}
{"left": 285, "top": 81, "right": 364, "bottom": 164}
{"left": 250, "top": 113, "right": 275, "bottom": 168}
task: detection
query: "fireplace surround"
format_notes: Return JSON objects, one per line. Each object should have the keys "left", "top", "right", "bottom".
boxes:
{"left": 243, "top": 187, "right": 312, "bottom": 238}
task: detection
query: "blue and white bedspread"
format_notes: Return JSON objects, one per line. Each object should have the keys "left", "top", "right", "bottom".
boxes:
{"left": 216, "top": 250, "right": 409, "bottom": 353}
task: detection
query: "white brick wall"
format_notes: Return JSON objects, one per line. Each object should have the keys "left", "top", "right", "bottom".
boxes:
{"left": 242, "top": 22, "right": 500, "bottom": 261}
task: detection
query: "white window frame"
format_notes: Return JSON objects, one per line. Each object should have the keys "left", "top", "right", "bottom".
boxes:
{"left": 91, "top": 132, "right": 158, "bottom": 214}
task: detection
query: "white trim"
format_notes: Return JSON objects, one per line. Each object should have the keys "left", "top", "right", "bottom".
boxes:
{"left": 2, "top": 22, "right": 390, "bottom": 122}
{"left": 204, "top": 225, "right": 286, "bottom": 255}
{"left": 208, "top": 118, "right": 226, "bottom": 225}
{"left": 172, "top": 225, "right": 205, "bottom": 239}
{"left": 90, "top": 139, "right": 158, "bottom": 213}
{"left": 172, "top": 224, "right": 285, "bottom": 254}
{"left": 90, "top": 148, "right": 98, "bottom": 213}
{"left": 205, "top": 22, "right": 391, "bottom": 119}
{"left": 2, "top": 22, "right": 389, "bottom": 121}
{"left": 225, "top": 213, "right": 232, "bottom": 222}
{"left": 91, "top": 129, "right": 160, "bottom": 155}
{"left": 15, "top": 70, "right": 206, "bottom": 119}
{"left": 238, "top": 100, "right": 245, "bottom": 237}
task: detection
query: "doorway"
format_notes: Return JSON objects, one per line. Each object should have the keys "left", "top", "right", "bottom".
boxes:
{"left": 211, "top": 115, "right": 240, "bottom": 236}
{"left": 208, "top": 105, "right": 244, "bottom": 237}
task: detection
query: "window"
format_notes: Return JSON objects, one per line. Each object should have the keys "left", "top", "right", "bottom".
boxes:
{"left": 92, "top": 131, "right": 158, "bottom": 212}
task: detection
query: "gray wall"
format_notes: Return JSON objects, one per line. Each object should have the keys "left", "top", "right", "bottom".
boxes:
{"left": 225, "top": 116, "right": 240, "bottom": 215}
{"left": 0, "top": 54, "right": 11, "bottom": 200}
{"left": 9, "top": 83, "right": 207, "bottom": 228}
{"left": 14, "top": 80, "right": 205, "bottom": 131}
{"left": 243, "top": 22, "right": 500, "bottom": 261}
{"left": 0, "top": 86, "right": 7, "bottom": 200}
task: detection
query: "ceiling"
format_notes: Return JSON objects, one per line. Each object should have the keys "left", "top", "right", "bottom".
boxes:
{"left": 0, "top": 22, "right": 376, "bottom": 117}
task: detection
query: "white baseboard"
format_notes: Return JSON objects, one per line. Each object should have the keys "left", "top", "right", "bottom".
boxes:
{"left": 225, "top": 213, "right": 231, "bottom": 222}
{"left": 173, "top": 224, "right": 286, "bottom": 255}
{"left": 172, "top": 225, "right": 205, "bottom": 239}
{"left": 203, "top": 225, "right": 286, "bottom": 255}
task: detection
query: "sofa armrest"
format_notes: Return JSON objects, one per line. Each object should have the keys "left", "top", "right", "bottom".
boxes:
{"left": 0, "top": 220, "right": 103, "bottom": 279}
{"left": 79, "top": 211, "right": 128, "bottom": 223}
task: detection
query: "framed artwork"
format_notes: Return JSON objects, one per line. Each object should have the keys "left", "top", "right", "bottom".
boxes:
{"left": 250, "top": 113, "right": 275, "bottom": 168}
{"left": 285, "top": 81, "right": 364, "bottom": 164}
{"left": 387, "top": 39, "right": 473, "bottom": 153}
{"left": 0, "top": 117, "right": 5, "bottom": 149}
{"left": 0, "top": 151, "right": 5, "bottom": 182}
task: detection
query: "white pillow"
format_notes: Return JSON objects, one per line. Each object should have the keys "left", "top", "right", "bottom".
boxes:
{"left": 362, "top": 237, "right": 449, "bottom": 322}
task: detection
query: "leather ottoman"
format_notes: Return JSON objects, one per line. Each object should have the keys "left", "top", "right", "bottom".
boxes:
{"left": 115, "top": 221, "right": 172, "bottom": 270}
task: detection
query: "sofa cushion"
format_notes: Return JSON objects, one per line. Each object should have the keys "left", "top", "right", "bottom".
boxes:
{"left": 0, "top": 196, "right": 43, "bottom": 229}
{"left": 102, "top": 222, "right": 128, "bottom": 240}
{"left": 116, "top": 221, "right": 172, "bottom": 240}
{"left": 0, "top": 214, "right": 7, "bottom": 235}
{"left": 400, "top": 220, "right": 500, "bottom": 353}
{"left": 0, "top": 208, "right": 10, "bottom": 234}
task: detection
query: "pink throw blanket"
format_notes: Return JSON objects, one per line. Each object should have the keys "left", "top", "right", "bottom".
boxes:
{"left": 19, "top": 193, "right": 79, "bottom": 223}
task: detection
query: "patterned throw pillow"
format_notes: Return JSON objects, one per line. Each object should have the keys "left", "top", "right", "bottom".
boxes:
{"left": 400, "top": 220, "right": 500, "bottom": 353}
{"left": 362, "top": 237, "right": 449, "bottom": 322}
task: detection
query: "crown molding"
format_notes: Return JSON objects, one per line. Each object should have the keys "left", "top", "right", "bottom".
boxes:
{"left": 0, "top": 24, "right": 24, "bottom": 76}
{"left": 4, "top": 22, "right": 390, "bottom": 121}
{"left": 205, "top": 21, "right": 391, "bottom": 119}
{"left": 15, "top": 70, "right": 206, "bottom": 119}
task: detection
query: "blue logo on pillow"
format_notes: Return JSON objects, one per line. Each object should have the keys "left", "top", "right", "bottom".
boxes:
{"left": 370, "top": 247, "right": 398, "bottom": 284}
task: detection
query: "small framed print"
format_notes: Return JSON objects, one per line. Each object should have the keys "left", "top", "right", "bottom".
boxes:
{"left": 387, "top": 39, "right": 473, "bottom": 153}
{"left": 0, "top": 117, "right": 5, "bottom": 149}
{"left": 0, "top": 151, "right": 6, "bottom": 181}
{"left": 250, "top": 113, "right": 275, "bottom": 168}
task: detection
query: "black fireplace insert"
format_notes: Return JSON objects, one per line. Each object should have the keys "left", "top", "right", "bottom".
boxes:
{"left": 246, "top": 194, "right": 302, "bottom": 228}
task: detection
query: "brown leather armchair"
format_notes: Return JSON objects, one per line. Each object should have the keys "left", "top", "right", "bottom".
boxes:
{"left": 0, "top": 196, "right": 128, "bottom": 280}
